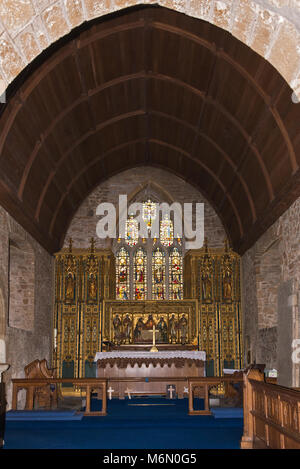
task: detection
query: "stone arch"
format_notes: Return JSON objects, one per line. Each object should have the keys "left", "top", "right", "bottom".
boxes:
{"left": 64, "top": 166, "right": 227, "bottom": 250}
{"left": 0, "top": 1, "right": 299, "bottom": 99}
{"left": 115, "top": 179, "right": 177, "bottom": 234}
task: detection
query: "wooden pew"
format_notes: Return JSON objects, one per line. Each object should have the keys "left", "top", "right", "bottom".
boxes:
{"left": 241, "top": 369, "right": 300, "bottom": 449}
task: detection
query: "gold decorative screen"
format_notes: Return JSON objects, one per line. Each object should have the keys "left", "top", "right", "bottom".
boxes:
{"left": 184, "top": 238, "right": 242, "bottom": 376}
{"left": 53, "top": 239, "right": 115, "bottom": 380}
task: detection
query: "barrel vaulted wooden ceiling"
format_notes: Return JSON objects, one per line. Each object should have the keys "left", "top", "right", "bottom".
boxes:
{"left": 0, "top": 6, "right": 299, "bottom": 255}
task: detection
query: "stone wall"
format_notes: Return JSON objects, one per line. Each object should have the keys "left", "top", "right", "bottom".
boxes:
{"left": 242, "top": 196, "right": 300, "bottom": 386}
{"left": 256, "top": 327, "right": 278, "bottom": 370}
{"left": 63, "top": 166, "right": 227, "bottom": 250}
{"left": 0, "top": 206, "right": 54, "bottom": 409}
{"left": 0, "top": 1, "right": 299, "bottom": 100}
{"left": 8, "top": 239, "right": 35, "bottom": 331}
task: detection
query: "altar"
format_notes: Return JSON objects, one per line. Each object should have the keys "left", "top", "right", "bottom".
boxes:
{"left": 95, "top": 351, "right": 206, "bottom": 399}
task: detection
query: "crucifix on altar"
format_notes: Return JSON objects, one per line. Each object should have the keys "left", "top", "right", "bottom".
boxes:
{"left": 150, "top": 324, "right": 158, "bottom": 352}
{"left": 107, "top": 386, "right": 114, "bottom": 400}
{"left": 167, "top": 385, "right": 176, "bottom": 399}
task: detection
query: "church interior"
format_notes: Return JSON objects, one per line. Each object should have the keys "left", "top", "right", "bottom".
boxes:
{"left": 0, "top": 1, "right": 300, "bottom": 451}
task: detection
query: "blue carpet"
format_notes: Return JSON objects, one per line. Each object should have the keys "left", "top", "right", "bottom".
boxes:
{"left": 6, "top": 410, "right": 83, "bottom": 421}
{"left": 4, "top": 398, "right": 243, "bottom": 449}
{"left": 211, "top": 408, "right": 243, "bottom": 419}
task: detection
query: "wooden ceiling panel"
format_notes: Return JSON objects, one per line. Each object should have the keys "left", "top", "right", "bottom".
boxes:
{"left": 149, "top": 27, "right": 215, "bottom": 94}
{"left": 49, "top": 101, "right": 95, "bottom": 156}
{"left": 149, "top": 114, "right": 196, "bottom": 155}
{"left": 88, "top": 28, "right": 145, "bottom": 86}
{"left": 0, "top": 144, "right": 25, "bottom": 190}
{"left": 230, "top": 179, "right": 253, "bottom": 228}
{"left": 200, "top": 105, "right": 248, "bottom": 166}
{"left": 194, "top": 136, "right": 222, "bottom": 174}
{"left": 210, "top": 59, "right": 267, "bottom": 137}
{"left": 240, "top": 151, "right": 271, "bottom": 215}
{"left": 89, "top": 79, "right": 145, "bottom": 126}
{"left": 0, "top": 6, "right": 298, "bottom": 254}
{"left": 148, "top": 79, "right": 203, "bottom": 128}
{"left": 221, "top": 34, "right": 262, "bottom": 82}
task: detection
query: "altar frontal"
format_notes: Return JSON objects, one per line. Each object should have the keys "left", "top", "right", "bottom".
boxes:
{"left": 95, "top": 351, "right": 206, "bottom": 399}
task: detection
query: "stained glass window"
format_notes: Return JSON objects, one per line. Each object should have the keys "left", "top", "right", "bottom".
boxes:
{"left": 152, "top": 248, "right": 166, "bottom": 300}
{"left": 125, "top": 214, "right": 138, "bottom": 246}
{"left": 116, "top": 247, "right": 130, "bottom": 300}
{"left": 134, "top": 248, "right": 147, "bottom": 300}
{"left": 169, "top": 247, "right": 183, "bottom": 300}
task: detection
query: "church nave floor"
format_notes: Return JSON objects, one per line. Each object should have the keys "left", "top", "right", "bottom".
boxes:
{"left": 4, "top": 398, "right": 243, "bottom": 449}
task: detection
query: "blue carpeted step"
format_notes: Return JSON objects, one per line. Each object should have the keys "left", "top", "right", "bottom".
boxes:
{"left": 211, "top": 408, "right": 243, "bottom": 419}
{"left": 6, "top": 410, "right": 83, "bottom": 421}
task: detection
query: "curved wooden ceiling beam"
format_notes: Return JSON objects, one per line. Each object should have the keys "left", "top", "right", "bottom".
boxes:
{"left": 48, "top": 137, "right": 243, "bottom": 240}
{"left": 24, "top": 74, "right": 268, "bottom": 216}
{"left": 0, "top": 20, "right": 291, "bottom": 204}
{"left": 151, "top": 110, "right": 257, "bottom": 222}
{"left": 0, "top": 17, "right": 294, "bottom": 186}
{"left": 34, "top": 104, "right": 256, "bottom": 223}
{"left": 152, "top": 21, "right": 298, "bottom": 174}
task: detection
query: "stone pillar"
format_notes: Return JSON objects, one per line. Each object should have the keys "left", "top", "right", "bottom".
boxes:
{"left": 277, "top": 280, "right": 293, "bottom": 387}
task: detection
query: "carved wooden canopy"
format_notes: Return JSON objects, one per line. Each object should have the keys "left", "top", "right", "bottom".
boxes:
{"left": 0, "top": 6, "right": 299, "bottom": 254}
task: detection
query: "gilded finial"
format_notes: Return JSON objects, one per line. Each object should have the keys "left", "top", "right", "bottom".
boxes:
{"left": 90, "top": 237, "right": 95, "bottom": 253}
{"left": 68, "top": 238, "right": 73, "bottom": 253}
{"left": 204, "top": 237, "right": 208, "bottom": 252}
{"left": 224, "top": 238, "right": 229, "bottom": 252}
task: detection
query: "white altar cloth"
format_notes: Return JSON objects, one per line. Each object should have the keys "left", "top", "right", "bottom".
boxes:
{"left": 94, "top": 351, "right": 206, "bottom": 361}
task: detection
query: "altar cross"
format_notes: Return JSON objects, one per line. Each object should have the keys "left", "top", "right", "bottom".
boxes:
{"left": 167, "top": 385, "right": 175, "bottom": 399}
{"left": 107, "top": 386, "right": 114, "bottom": 400}
{"left": 125, "top": 387, "right": 132, "bottom": 399}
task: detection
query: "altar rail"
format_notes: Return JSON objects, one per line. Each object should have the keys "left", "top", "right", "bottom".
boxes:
{"left": 12, "top": 375, "right": 246, "bottom": 416}
{"left": 11, "top": 378, "right": 107, "bottom": 416}
{"left": 241, "top": 369, "right": 300, "bottom": 449}
{"left": 188, "top": 376, "right": 244, "bottom": 415}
